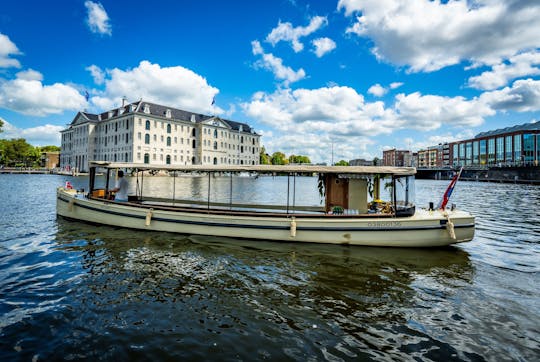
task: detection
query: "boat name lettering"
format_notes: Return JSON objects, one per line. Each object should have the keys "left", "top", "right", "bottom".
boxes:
{"left": 367, "top": 221, "right": 402, "bottom": 228}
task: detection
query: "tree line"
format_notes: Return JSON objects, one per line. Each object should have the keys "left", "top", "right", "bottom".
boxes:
{"left": 0, "top": 138, "right": 60, "bottom": 167}
{"left": 259, "top": 147, "right": 312, "bottom": 165}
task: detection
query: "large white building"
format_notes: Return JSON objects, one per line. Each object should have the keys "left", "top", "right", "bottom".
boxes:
{"left": 60, "top": 100, "right": 261, "bottom": 172}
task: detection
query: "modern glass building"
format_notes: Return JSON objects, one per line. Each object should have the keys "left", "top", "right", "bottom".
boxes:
{"left": 450, "top": 121, "right": 540, "bottom": 167}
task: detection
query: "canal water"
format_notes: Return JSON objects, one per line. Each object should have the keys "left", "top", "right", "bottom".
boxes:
{"left": 0, "top": 174, "right": 538, "bottom": 361}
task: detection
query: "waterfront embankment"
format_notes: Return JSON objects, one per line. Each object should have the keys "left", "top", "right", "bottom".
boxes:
{"left": 416, "top": 165, "right": 540, "bottom": 185}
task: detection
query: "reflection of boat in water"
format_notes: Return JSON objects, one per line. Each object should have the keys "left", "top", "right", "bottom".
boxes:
{"left": 57, "top": 162, "right": 475, "bottom": 247}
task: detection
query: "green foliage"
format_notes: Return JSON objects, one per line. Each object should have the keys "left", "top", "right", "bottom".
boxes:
{"left": 0, "top": 118, "right": 4, "bottom": 133}
{"left": 259, "top": 146, "right": 271, "bottom": 165}
{"left": 334, "top": 160, "right": 349, "bottom": 166}
{"left": 0, "top": 138, "right": 42, "bottom": 167}
{"left": 373, "top": 157, "right": 380, "bottom": 166}
{"left": 39, "top": 145, "right": 61, "bottom": 152}
{"left": 271, "top": 151, "right": 288, "bottom": 165}
{"left": 289, "top": 154, "right": 311, "bottom": 164}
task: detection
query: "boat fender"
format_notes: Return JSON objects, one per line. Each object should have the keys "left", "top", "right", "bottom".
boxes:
{"left": 443, "top": 211, "right": 456, "bottom": 240}
{"left": 145, "top": 208, "right": 153, "bottom": 226}
{"left": 290, "top": 217, "right": 297, "bottom": 238}
{"left": 68, "top": 197, "right": 75, "bottom": 211}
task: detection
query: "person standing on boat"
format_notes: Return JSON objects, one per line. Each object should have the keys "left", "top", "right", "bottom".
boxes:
{"left": 109, "top": 170, "right": 128, "bottom": 202}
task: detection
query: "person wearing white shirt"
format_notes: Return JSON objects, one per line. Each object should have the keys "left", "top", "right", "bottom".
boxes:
{"left": 109, "top": 170, "right": 128, "bottom": 202}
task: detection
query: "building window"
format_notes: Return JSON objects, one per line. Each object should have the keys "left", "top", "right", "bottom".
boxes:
{"left": 523, "top": 134, "right": 535, "bottom": 164}
{"left": 213, "top": 141, "right": 218, "bottom": 150}
{"left": 213, "top": 157, "right": 217, "bottom": 165}
{"left": 144, "top": 153, "right": 149, "bottom": 163}
{"left": 214, "top": 129, "right": 218, "bottom": 138}
{"left": 488, "top": 138, "right": 495, "bottom": 165}
{"left": 479, "top": 139, "right": 487, "bottom": 165}
{"left": 514, "top": 135, "right": 522, "bottom": 164}
{"left": 166, "top": 155, "right": 171, "bottom": 164}
{"left": 167, "top": 137, "right": 171, "bottom": 146}
{"left": 145, "top": 134, "right": 150, "bottom": 144}
{"left": 496, "top": 137, "right": 504, "bottom": 163}
{"left": 145, "top": 120, "right": 150, "bottom": 130}
{"left": 505, "top": 136, "right": 513, "bottom": 163}
{"left": 167, "top": 124, "right": 171, "bottom": 133}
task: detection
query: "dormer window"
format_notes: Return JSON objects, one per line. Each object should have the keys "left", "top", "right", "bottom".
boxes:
{"left": 143, "top": 104, "right": 150, "bottom": 114}
{"left": 190, "top": 114, "right": 196, "bottom": 123}
{"left": 130, "top": 104, "right": 136, "bottom": 112}
{"left": 165, "top": 109, "right": 171, "bottom": 118}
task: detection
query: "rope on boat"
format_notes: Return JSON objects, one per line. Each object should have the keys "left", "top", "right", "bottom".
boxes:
{"left": 145, "top": 208, "right": 153, "bottom": 226}
{"left": 443, "top": 211, "right": 456, "bottom": 239}
{"left": 290, "top": 217, "right": 297, "bottom": 238}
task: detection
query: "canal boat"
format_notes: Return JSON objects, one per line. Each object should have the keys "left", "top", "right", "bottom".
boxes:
{"left": 56, "top": 162, "right": 475, "bottom": 247}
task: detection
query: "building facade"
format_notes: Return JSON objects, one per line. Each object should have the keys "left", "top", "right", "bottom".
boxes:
{"left": 415, "top": 143, "right": 449, "bottom": 168}
{"left": 382, "top": 149, "right": 412, "bottom": 167}
{"left": 60, "top": 101, "right": 261, "bottom": 172}
{"left": 449, "top": 121, "right": 540, "bottom": 167}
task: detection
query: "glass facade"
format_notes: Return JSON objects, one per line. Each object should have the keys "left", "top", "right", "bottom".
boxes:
{"left": 459, "top": 143, "right": 465, "bottom": 166}
{"left": 465, "top": 142, "right": 472, "bottom": 165}
{"left": 505, "top": 136, "right": 512, "bottom": 163}
{"left": 514, "top": 135, "right": 522, "bottom": 164}
{"left": 453, "top": 144, "right": 459, "bottom": 165}
{"left": 479, "top": 139, "right": 487, "bottom": 165}
{"left": 496, "top": 137, "right": 504, "bottom": 163}
{"left": 473, "top": 141, "right": 479, "bottom": 164}
{"left": 523, "top": 134, "right": 535, "bottom": 164}
{"left": 488, "top": 138, "right": 495, "bottom": 165}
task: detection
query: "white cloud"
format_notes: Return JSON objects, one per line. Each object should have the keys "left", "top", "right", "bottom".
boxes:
{"left": 312, "top": 37, "right": 336, "bottom": 58}
{"left": 0, "top": 73, "right": 86, "bottom": 116}
{"left": 0, "top": 33, "right": 21, "bottom": 68}
{"left": 86, "top": 64, "right": 105, "bottom": 85}
{"left": 390, "top": 82, "right": 403, "bottom": 89}
{"left": 468, "top": 51, "right": 540, "bottom": 90}
{"left": 394, "top": 92, "right": 494, "bottom": 130}
{"left": 480, "top": 78, "right": 540, "bottom": 112}
{"left": 368, "top": 83, "right": 387, "bottom": 97}
{"left": 251, "top": 41, "right": 306, "bottom": 85}
{"left": 89, "top": 60, "right": 221, "bottom": 114}
{"left": 266, "top": 16, "right": 328, "bottom": 52}
{"left": 84, "top": 1, "right": 112, "bottom": 36}
{"left": 406, "top": 130, "right": 476, "bottom": 151}
{"left": 338, "top": 0, "right": 540, "bottom": 72}
{"left": 0, "top": 119, "right": 63, "bottom": 146}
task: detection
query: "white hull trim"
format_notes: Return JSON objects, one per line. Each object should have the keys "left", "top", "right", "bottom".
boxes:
{"left": 57, "top": 189, "right": 475, "bottom": 247}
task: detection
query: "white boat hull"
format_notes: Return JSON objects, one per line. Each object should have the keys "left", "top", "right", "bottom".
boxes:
{"left": 57, "top": 188, "right": 475, "bottom": 247}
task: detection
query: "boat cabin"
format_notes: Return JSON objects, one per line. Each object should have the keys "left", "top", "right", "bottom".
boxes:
{"left": 87, "top": 162, "right": 416, "bottom": 218}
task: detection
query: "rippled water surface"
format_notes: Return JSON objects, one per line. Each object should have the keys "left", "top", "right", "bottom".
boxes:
{"left": 0, "top": 174, "right": 539, "bottom": 361}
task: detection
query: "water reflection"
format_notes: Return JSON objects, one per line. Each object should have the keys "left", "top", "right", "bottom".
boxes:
{"left": 48, "top": 219, "right": 475, "bottom": 361}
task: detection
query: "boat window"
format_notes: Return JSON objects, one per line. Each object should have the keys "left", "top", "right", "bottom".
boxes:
{"left": 393, "top": 175, "right": 415, "bottom": 216}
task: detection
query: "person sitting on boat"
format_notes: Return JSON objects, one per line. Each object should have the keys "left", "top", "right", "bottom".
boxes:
{"left": 109, "top": 170, "right": 128, "bottom": 202}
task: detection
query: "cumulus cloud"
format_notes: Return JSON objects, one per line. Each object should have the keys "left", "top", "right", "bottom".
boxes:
{"left": 368, "top": 83, "right": 387, "bottom": 97}
{"left": 0, "top": 119, "right": 63, "bottom": 146}
{"left": 338, "top": 0, "right": 540, "bottom": 73}
{"left": 0, "top": 71, "right": 86, "bottom": 116}
{"left": 84, "top": 1, "right": 112, "bottom": 36}
{"left": 266, "top": 16, "right": 328, "bottom": 52}
{"left": 312, "top": 37, "right": 336, "bottom": 58}
{"left": 468, "top": 51, "right": 540, "bottom": 90}
{"left": 390, "top": 82, "right": 403, "bottom": 89}
{"left": 88, "top": 60, "right": 221, "bottom": 114}
{"left": 394, "top": 92, "right": 494, "bottom": 130}
{"left": 0, "top": 33, "right": 22, "bottom": 68}
{"left": 480, "top": 78, "right": 540, "bottom": 112}
{"left": 86, "top": 64, "right": 105, "bottom": 85}
{"left": 251, "top": 41, "right": 306, "bottom": 85}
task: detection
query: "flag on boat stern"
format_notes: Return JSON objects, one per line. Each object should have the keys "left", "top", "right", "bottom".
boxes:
{"left": 438, "top": 167, "right": 463, "bottom": 210}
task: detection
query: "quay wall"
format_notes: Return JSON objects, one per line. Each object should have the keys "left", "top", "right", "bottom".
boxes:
{"left": 416, "top": 166, "right": 540, "bottom": 185}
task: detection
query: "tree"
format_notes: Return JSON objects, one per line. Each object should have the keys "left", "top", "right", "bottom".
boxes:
{"left": 334, "top": 160, "right": 349, "bottom": 166}
{"left": 289, "top": 154, "right": 311, "bottom": 164}
{"left": 259, "top": 146, "right": 271, "bottom": 165}
{"left": 0, "top": 138, "right": 36, "bottom": 166}
{"left": 0, "top": 118, "right": 4, "bottom": 133}
{"left": 271, "top": 152, "right": 288, "bottom": 165}
{"left": 373, "top": 157, "right": 380, "bottom": 166}
{"left": 39, "top": 145, "right": 61, "bottom": 152}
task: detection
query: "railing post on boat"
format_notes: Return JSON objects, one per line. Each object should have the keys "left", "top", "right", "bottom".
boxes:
{"left": 207, "top": 172, "right": 211, "bottom": 210}
{"left": 105, "top": 169, "right": 111, "bottom": 195}
{"left": 89, "top": 167, "right": 96, "bottom": 195}
{"left": 229, "top": 172, "right": 233, "bottom": 210}
{"left": 172, "top": 170, "right": 176, "bottom": 205}
{"left": 286, "top": 173, "right": 290, "bottom": 214}
{"left": 292, "top": 172, "right": 296, "bottom": 214}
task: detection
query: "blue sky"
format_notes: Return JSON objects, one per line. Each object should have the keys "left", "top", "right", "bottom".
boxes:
{"left": 1, "top": 0, "right": 539, "bottom": 164}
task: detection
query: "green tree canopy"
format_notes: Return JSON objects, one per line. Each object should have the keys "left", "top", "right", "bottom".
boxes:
{"left": 259, "top": 146, "right": 271, "bottom": 165}
{"left": 0, "top": 118, "right": 4, "bottom": 133}
{"left": 288, "top": 154, "right": 311, "bottom": 164}
{"left": 0, "top": 138, "right": 40, "bottom": 166}
{"left": 334, "top": 160, "right": 349, "bottom": 166}
{"left": 271, "top": 152, "right": 288, "bottom": 165}
{"left": 39, "top": 145, "right": 61, "bottom": 152}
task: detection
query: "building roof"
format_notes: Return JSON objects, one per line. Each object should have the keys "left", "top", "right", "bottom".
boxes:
{"left": 475, "top": 121, "right": 540, "bottom": 138}
{"left": 67, "top": 100, "right": 257, "bottom": 135}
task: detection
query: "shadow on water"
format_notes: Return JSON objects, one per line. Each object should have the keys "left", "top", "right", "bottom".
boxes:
{"left": 6, "top": 218, "right": 471, "bottom": 361}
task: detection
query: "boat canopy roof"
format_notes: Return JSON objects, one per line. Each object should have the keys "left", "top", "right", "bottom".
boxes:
{"left": 90, "top": 161, "right": 416, "bottom": 176}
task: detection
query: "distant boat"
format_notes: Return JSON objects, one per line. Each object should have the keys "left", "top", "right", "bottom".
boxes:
{"left": 56, "top": 162, "right": 475, "bottom": 247}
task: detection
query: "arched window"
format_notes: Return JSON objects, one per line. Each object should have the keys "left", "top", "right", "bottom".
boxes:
{"left": 213, "top": 141, "right": 218, "bottom": 150}
{"left": 145, "top": 134, "right": 150, "bottom": 144}
{"left": 241, "top": 136, "right": 244, "bottom": 143}
{"left": 191, "top": 156, "right": 196, "bottom": 164}
{"left": 167, "top": 124, "right": 171, "bottom": 133}
{"left": 214, "top": 129, "right": 218, "bottom": 138}
{"left": 125, "top": 152, "right": 128, "bottom": 162}
{"left": 166, "top": 155, "right": 171, "bottom": 164}
{"left": 145, "top": 120, "right": 150, "bottom": 130}
{"left": 192, "top": 128, "right": 196, "bottom": 137}
{"left": 192, "top": 139, "right": 196, "bottom": 148}
{"left": 213, "top": 157, "right": 218, "bottom": 165}
{"left": 167, "top": 137, "right": 171, "bottom": 146}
